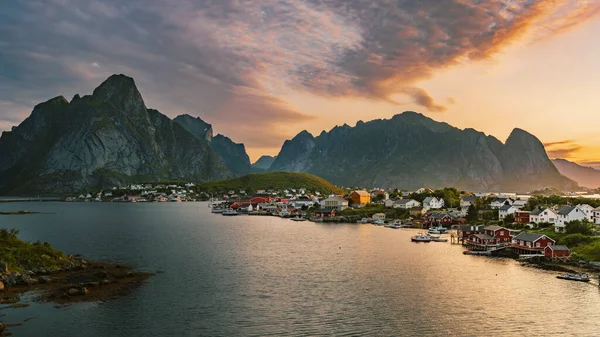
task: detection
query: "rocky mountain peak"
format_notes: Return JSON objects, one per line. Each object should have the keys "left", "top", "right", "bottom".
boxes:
{"left": 92, "top": 74, "right": 146, "bottom": 116}
{"left": 173, "top": 114, "right": 213, "bottom": 142}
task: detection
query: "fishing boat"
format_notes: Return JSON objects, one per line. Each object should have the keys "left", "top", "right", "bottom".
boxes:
{"left": 556, "top": 273, "right": 590, "bottom": 282}
{"left": 211, "top": 207, "right": 224, "bottom": 214}
{"left": 411, "top": 234, "right": 432, "bottom": 243}
{"left": 373, "top": 219, "right": 385, "bottom": 225}
{"left": 222, "top": 209, "right": 238, "bottom": 216}
{"left": 428, "top": 226, "right": 447, "bottom": 234}
{"left": 426, "top": 234, "right": 440, "bottom": 239}
{"left": 463, "top": 250, "right": 491, "bottom": 256}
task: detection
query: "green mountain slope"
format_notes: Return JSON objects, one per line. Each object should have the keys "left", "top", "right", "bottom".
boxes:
{"left": 196, "top": 172, "right": 344, "bottom": 195}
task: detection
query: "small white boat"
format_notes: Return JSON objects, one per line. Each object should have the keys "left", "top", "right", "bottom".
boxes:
{"left": 411, "top": 235, "right": 431, "bottom": 243}
{"left": 432, "top": 238, "right": 448, "bottom": 242}
{"left": 211, "top": 208, "right": 224, "bottom": 214}
{"left": 556, "top": 273, "right": 590, "bottom": 282}
{"left": 373, "top": 219, "right": 385, "bottom": 225}
{"left": 427, "top": 234, "right": 440, "bottom": 239}
{"left": 428, "top": 226, "right": 447, "bottom": 234}
{"left": 358, "top": 218, "right": 370, "bottom": 224}
{"left": 222, "top": 209, "right": 238, "bottom": 216}
{"left": 387, "top": 223, "right": 402, "bottom": 229}
{"left": 290, "top": 217, "right": 306, "bottom": 222}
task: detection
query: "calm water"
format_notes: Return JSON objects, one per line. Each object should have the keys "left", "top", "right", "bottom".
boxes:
{"left": 1, "top": 202, "right": 599, "bottom": 336}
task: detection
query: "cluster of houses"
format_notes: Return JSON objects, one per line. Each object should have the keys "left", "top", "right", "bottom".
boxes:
{"left": 472, "top": 196, "right": 600, "bottom": 232}
{"left": 458, "top": 224, "right": 570, "bottom": 259}
{"left": 67, "top": 183, "right": 200, "bottom": 202}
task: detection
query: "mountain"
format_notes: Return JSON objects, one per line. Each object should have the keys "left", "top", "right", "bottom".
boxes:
{"left": 251, "top": 155, "right": 277, "bottom": 170}
{"left": 0, "top": 74, "right": 231, "bottom": 194}
{"left": 196, "top": 172, "right": 344, "bottom": 195}
{"left": 173, "top": 114, "right": 213, "bottom": 141}
{"left": 552, "top": 158, "right": 600, "bottom": 189}
{"left": 173, "top": 116, "right": 251, "bottom": 175}
{"left": 269, "top": 112, "right": 576, "bottom": 192}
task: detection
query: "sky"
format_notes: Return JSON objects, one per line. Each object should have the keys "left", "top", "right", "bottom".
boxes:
{"left": 1, "top": 0, "right": 600, "bottom": 166}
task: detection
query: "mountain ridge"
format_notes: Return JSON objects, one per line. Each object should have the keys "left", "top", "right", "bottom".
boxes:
{"left": 0, "top": 74, "right": 232, "bottom": 194}
{"left": 269, "top": 111, "right": 576, "bottom": 192}
{"left": 552, "top": 158, "right": 600, "bottom": 189}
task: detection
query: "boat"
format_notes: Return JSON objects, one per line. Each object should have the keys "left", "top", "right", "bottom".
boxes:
{"left": 357, "top": 218, "right": 371, "bottom": 224}
{"left": 411, "top": 235, "right": 432, "bottom": 243}
{"left": 387, "top": 221, "right": 402, "bottom": 229}
{"left": 373, "top": 219, "right": 385, "bottom": 225}
{"left": 428, "top": 226, "right": 447, "bottom": 234}
{"left": 432, "top": 237, "right": 448, "bottom": 242}
{"left": 290, "top": 217, "right": 306, "bottom": 222}
{"left": 463, "top": 250, "right": 491, "bottom": 256}
{"left": 426, "top": 234, "right": 440, "bottom": 239}
{"left": 211, "top": 208, "right": 224, "bottom": 214}
{"left": 222, "top": 209, "right": 238, "bottom": 216}
{"left": 556, "top": 273, "right": 590, "bottom": 282}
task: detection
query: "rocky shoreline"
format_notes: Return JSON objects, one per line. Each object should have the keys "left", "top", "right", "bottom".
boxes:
{"left": 0, "top": 256, "right": 153, "bottom": 336}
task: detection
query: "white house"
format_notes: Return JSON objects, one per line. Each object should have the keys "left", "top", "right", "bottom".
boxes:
{"left": 576, "top": 204, "right": 595, "bottom": 221}
{"left": 385, "top": 198, "right": 400, "bottom": 208}
{"left": 512, "top": 199, "right": 527, "bottom": 209}
{"left": 393, "top": 199, "right": 421, "bottom": 209}
{"left": 529, "top": 207, "right": 557, "bottom": 224}
{"left": 498, "top": 204, "right": 517, "bottom": 220}
{"left": 320, "top": 196, "right": 349, "bottom": 211}
{"left": 556, "top": 205, "right": 587, "bottom": 233}
{"left": 423, "top": 197, "right": 444, "bottom": 211}
{"left": 490, "top": 197, "right": 514, "bottom": 209}
{"left": 594, "top": 206, "right": 600, "bottom": 225}
{"left": 460, "top": 196, "right": 478, "bottom": 208}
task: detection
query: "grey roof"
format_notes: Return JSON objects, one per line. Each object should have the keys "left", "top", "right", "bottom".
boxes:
{"left": 423, "top": 197, "right": 434, "bottom": 204}
{"left": 430, "top": 212, "right": 451, "bottom": 219}
{"left": 558, "top": 206, "right": 575, "bottom": 216}
{"left": 548, "top": 245, "right": 569, "bottom": 251}
{"left": 499, "top": 204, "right": 513, "bottom": 211}
{"left": 492, "top": 197, "right": 509, "bottom": 202}
{"left": 395, "top": 199, "right": 416, "bottom": 205}
{"left": 513, "top": 232, "right": 554, "bottom": 243}
{"left": 461, "top": 196, "right": 478, "bottom": 202}
{"left": 472, "top": 234, "right": 494, "bottom": 241}
{"left": 530, "top": 208, "right": 544, "bottom": 216}
{"left": 459, "top": 225, "right": 485, "bottom": 232}
{"left": 485, "top": 225, "right": 505, "bottom": 231}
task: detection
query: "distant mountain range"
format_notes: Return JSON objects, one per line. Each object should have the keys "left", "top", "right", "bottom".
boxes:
{"left": 0, "top": 74, "right": 582, "bottom": 194}
{"left": 552, "top": 158, "right": 600, "bottom": 189}
{"left": 268, "top": 112, "right": 576, "bottom": 192}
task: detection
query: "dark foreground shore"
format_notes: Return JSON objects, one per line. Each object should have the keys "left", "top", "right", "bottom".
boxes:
{"left": 0, "top": 258, "right": 153, "bottom": 336}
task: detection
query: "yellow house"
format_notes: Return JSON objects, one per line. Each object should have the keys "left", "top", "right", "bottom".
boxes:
{"left": 350, "top": 190, "right": 371, "bottom": 205}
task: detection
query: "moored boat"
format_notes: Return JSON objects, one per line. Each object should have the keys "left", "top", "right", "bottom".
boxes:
{"left": 211, "top": 208, "right": 224, "bottom": 214}
{"left": 222, "top": 209, "right": 238, "bottom": 216}
{"left": 411, "top": 235, "right": 431, "bottom": 243}
{"left": 358, "top": 218, "right": 370, "bottom": 224}
{"left": 290, "top": 217, "right": 306, "bottom": 222}
{"left": 432, "top": 237, "right": 448, "bottom": 242}
{"left": 556, "top": 273, "right": 590, "bottom": 282}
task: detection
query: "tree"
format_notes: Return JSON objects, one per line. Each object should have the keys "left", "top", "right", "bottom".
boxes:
{"left": 503, "top": 214, "right": 515, "bottom": 224}
{"left": 565, "top": 220, "right": 593, "bottom": 235}
{"left": 373, "top": 194, "right": 385, "bottom": 202}
{"left": 466, "top": 204, "right": 478, "bottom": 222}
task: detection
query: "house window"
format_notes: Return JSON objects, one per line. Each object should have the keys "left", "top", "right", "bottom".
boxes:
{"left": 536, "top": 242, "right": 540, "bottom": 247}
{"left": 500, "top": 231, "right": 504, "bottom": 236}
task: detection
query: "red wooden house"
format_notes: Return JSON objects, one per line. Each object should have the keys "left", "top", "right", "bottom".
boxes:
{"left": 314, "top": 208, "right": 336, "bottom": 218}
{"left": 484, "top": 225, "right": 512, "bottom": 243}
{"left": 458, "top": 225, "right": 485, "bottom": 243}
{"left": 426, "top": 212, "right": 453, "bottom": 225}
{"left": 510, "top": 232, "right": 556, "bottom": 254}
{"left": 465, "top": 226, "right": 511, "bottom": 249}
{"left": 514, "top": 211, "right": 531, "bottom": 224}
{"left": 544, "top": 245, "right": 570, "bottom": 258}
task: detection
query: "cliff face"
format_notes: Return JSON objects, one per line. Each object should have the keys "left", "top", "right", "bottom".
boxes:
{"left": 0, "top": 74, "right": 231, "bottom": 194}
{"left": 552, "top": 158, "right": 600, "bottom": 189}
{"left": 173, "top": 116, "right": 251, "bottom": 175}
{"left": 269, "top": 112, "right": 577, "bottom": 192}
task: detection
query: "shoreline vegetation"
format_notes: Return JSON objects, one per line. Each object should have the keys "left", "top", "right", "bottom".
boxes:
{"left": 0, "top": 229, "right": 153, "bottom": 336}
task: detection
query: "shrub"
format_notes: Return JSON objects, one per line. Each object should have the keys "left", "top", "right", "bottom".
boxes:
{"left": 565, "top": 220, "right": 593, "bottom": 235}
{"left": 560, "top": 233, "right": 593, "bottom": 247}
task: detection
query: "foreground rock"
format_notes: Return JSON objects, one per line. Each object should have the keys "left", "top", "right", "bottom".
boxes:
{"left": 0, "top": 260, "right": 153, "bottom": 305}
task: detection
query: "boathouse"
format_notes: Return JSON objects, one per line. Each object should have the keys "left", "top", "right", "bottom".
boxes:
{"left": 483, "top": 225, "right": 512, "bottom": 243}
{"left": 509, "top": 232, "right": 555, "bottom": 254}
{"left": 544, "top": 245, "right": 570, "bottom": 259}
{"left": 314, "top": 208, "right": 336, "bottom": 218}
